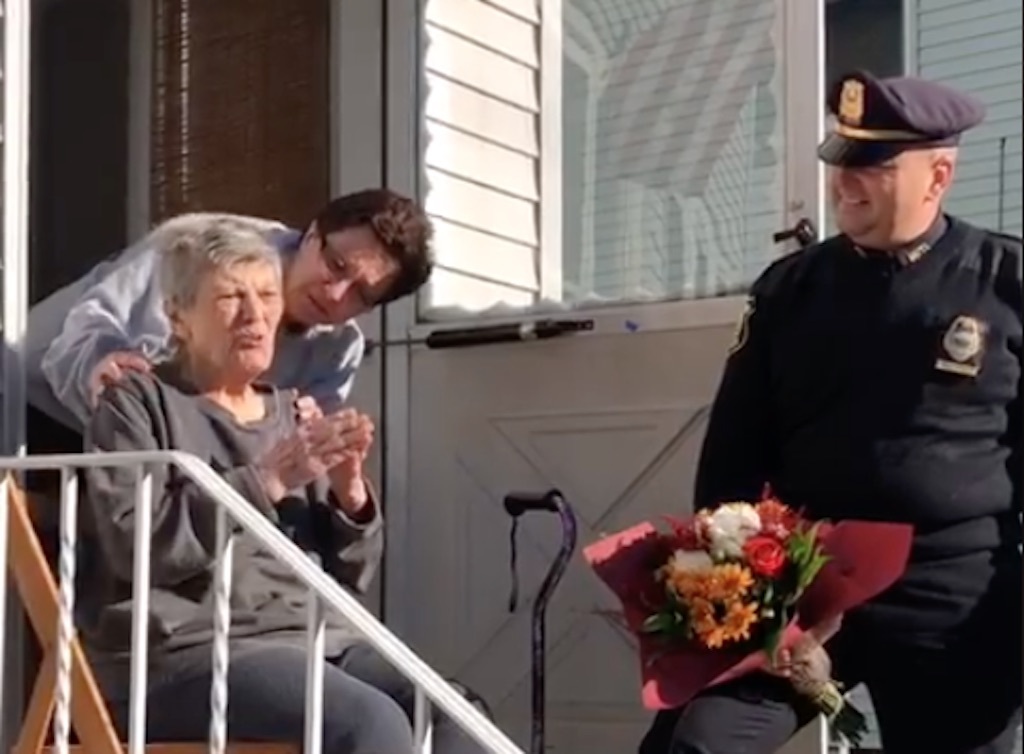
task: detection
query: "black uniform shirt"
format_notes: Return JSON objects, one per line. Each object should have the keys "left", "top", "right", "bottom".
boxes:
{"left": 695, "top": 216, "right": 1022, "bottom": 642}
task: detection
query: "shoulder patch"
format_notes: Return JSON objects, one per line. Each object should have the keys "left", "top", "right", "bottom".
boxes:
{"left": 728, "top": 297, "right": 755, "bottom": 356}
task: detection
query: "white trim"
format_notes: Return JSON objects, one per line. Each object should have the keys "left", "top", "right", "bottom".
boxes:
{"left": 329, "top": 0, "right": 384, "bottom": 191}
{"left": 382, "top": 0, "right": 420, "bottom": 638}
{"left": 329, "top": 0, "right": 387, "bottom": 621}
{"left": 783, "top": 0, "right": 827, "bottom": 242}
{"left": 537, "top": 0, "right": 563, "bottom": 301}
{"left": 126, "top": 0, "right": 153, "bottom": 239}
{"left": 331, "top": 0, "right": 385, "bottom": 344}
{"left": 1, "top": 1, "right": 32, "bottom": 746}
{"left": 562, "top": 20, "right": 601, "bottom": 294}
{"left": 3, "top": 5, "right": 31, "bottom": 456}
{"left": 902, "top": 0, "right": 919, "bottom": 74}
{"left": 562, "top": 2, "right": 602, "bottom": 56}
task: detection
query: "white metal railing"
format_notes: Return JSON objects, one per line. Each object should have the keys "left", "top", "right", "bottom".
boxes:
{"left": 1, "top": 0, "right": 33, "bottom": 748}
{"left": 0, "top": 451, "right": 526, "bottom": 754}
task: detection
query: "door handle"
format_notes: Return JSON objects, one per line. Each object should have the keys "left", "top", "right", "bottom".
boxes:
{"left": 772, "top": 218, "right": 818, "bottom": 248}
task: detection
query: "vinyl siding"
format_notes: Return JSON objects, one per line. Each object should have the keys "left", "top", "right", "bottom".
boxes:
{"left": 420, "top": 0, "right": 546, "bottom": 314}
{"left": 913, "top": 0, "right": 1024, "bottom": 236}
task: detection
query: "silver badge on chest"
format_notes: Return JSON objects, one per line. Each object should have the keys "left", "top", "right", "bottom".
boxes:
{"left": 935, "top": 315, "right": 986, "bottom": 377}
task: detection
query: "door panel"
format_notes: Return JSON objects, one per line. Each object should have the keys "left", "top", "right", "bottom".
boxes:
{"left": 401, "top": 325, "right": 840, "bottom": 752}
{"left": 405, "top": 328, "right": 730, "bottom": 746}
{"left": 385, "top": 0, "right": 826, "bottom": 749}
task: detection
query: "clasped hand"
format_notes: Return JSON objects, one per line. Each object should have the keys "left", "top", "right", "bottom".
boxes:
{"left": 257, "top": 402, "right": 374, "bottom": 509}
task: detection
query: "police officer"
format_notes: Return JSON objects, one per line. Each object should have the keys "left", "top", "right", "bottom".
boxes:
{"left": 639, "top": 70, "right": 1022, "bottom": 754}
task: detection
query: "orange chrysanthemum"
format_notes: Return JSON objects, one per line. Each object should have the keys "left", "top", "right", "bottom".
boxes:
{"left": 665, "top": 570, "right": 693, "bottom": 597}
{"left": 666, "top": 563, "right": 755, "bottom": 604}
{"left": 705, "top": 563, "right": 755, "bottom": 602}
{"left": 688, "top": 596, "right": 724, "bottom": 648}
{"left": 696, "top": 625, "right": 728, "bottom": 649}
{"left": 721, "top": 601, "right": 759, "bottom": 643}
{"left": 691, "top": 600, "right": 761, "bottom": 649}
{"left": 662, "top": 564, "right": 762, "bottom": 649}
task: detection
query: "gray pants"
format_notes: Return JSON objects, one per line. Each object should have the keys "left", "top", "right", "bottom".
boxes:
{"left": 106, "top": 641, "right": 491, "bottom": 754}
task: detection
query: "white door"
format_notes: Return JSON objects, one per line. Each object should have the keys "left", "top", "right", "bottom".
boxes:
{"left": 381, "top": 0, "right": 826, "bottom": 750}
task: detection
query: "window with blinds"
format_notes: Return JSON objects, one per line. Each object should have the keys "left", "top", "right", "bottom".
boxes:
{"left": 149, "top": 0, "right": 331, "bottom": 228}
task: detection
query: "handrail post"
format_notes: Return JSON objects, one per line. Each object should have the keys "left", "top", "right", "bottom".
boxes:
{"left": 127, "top": 465, "right": 154, "bottom": 754}
{"left": 53, "top": 468, "right": 80, "bottom": 754}
{"left": 414, "top": 688, "right": 433, "bottom": 753}
{"left": 304, "top": 589, "right": 326, "bottom": 754}
{"left": 0, "top": 0, "right": 33, "bottom": 748}
{"left": 209, "top": 504, "right": 234, "bottom": 754}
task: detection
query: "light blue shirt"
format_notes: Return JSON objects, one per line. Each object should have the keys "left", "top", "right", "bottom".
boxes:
{"left": 21, "top": 213, "right": 364, "bottom": 432}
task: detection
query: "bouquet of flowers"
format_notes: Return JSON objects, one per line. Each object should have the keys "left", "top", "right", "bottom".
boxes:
{"left": 584, "top": 493, "right": 913, "bottom": 745}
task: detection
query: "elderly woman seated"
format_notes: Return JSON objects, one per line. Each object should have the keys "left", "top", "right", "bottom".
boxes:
{"left": 77, "top": 220, "right": 488, "bottom": 754}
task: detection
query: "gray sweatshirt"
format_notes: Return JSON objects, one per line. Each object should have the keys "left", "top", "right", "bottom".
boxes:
{"left": 21, "top": 213, "right": 364, "bottom": 432}
{"left": 78, "top": 365, "right": 383, "bottom": 672}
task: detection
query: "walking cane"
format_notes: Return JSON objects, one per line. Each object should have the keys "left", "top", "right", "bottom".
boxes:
{"left": 504, "top": 490, "right": 579, "bottom": 754}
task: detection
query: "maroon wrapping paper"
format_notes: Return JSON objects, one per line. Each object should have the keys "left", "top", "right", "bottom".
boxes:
{"left": 584, "top": 519, "right": 913, "bottom": 710}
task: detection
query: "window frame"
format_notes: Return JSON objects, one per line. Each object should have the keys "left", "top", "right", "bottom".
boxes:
{"left": 396, "top": 0, "right": 828, "bottom": 339}
{"left": 539, "top": 0, "right": 565, "bottom": 302}
{"left": 902, "top": 0, "right": 918, "bottom": 74}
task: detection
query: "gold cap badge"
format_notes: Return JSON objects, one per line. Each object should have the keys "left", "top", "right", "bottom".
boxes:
{"left": 839, "top": 79, "right": 865, "bottom": 126}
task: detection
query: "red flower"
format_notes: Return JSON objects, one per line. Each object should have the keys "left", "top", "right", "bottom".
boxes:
{"left": 742, "top": 536, "right": 787, "bottom": 579}
{"left": 662, "top": 515, "right": 702, "bottom": 550}
{"left": 756, "top": 498, "right": 801, "bottom": 538}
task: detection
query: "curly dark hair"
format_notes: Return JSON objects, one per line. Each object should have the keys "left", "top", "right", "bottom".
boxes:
{"left": 314, "top": 188, "right": 434, "bottom": 303}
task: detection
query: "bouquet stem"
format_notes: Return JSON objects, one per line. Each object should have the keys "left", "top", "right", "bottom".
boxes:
{"left": 803, "top": 681, "right": 868, "bottom": 747}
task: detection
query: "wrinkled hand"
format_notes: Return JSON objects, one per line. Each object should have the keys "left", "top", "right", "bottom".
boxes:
{"left": 295, "top": 395, "right": 322, "bottom": 424}
{"left": 320, "top": 410, "right": 373, "bottom": 466}
{"left": 768, "top": 614, "right": 843, "bottom": 679}
{"left": 786, "top": 635, "right": 834, "bottom": 693}
{"left": 318, "top": 410, "right": 375, "bottom": 512}
{"left": 88, "top": 351, "right": 151, "bottom": 405}
{"left": 256, "top": 410, "right": 367, "bottom": 501}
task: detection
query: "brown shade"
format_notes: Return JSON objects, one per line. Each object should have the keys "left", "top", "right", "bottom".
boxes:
{"left": 150, "top": 0, "right": 330, "bottom": 228}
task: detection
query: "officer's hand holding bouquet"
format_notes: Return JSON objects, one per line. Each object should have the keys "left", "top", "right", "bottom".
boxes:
{"left": 584, "top": 490, "right": 913, "bottom": 746}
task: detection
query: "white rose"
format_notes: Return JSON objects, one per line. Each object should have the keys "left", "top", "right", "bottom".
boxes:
{"left": 665, "top": 548, "right": 714, "bottom": 576}
{"left": 702, "top": 503, "right": 762, "bottom": 560}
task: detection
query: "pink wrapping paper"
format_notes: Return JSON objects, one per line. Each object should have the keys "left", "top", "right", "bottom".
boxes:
{"left": 584, "top": 519, "right": 913, "bottom": 710}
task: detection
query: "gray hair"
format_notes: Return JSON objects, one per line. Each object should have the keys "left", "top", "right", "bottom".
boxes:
{"left": 157, "top": 215, "right": 282, "bottom": 313}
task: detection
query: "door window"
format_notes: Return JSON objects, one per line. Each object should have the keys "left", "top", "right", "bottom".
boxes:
{"left": 419, "top": 0, "right": 793, "bottom": 319}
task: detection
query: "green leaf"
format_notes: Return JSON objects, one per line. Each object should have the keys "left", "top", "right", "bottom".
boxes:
{"left": 830, "top": 701, "right": 869, "bottom": 748}
{"left": 760, "top": 603, "right": 790, "bottom": 665}
{"left": 642, "top": 608, "right": 692, "bottom": 639}
{"left": 785, "top": 524, "right": 831, "bottom": 599}
{"left": 641, "top": 613, "right": 675, "bottom": 635}
{"left": 763, "top": 627, "right": 784, "bottom": 665}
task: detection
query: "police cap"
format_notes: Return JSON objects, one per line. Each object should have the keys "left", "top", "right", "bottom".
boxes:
{"left": 817, "top": 70, "right": 986, "bottom": 167}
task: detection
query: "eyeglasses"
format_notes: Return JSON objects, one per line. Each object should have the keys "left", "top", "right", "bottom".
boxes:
{"left": 315, "top": 233, "right": 377, "bottom": 308}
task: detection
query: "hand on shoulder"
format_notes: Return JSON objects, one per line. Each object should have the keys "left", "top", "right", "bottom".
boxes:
{"left": 88, "top": 350, "right": 152, "bottom": 406}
